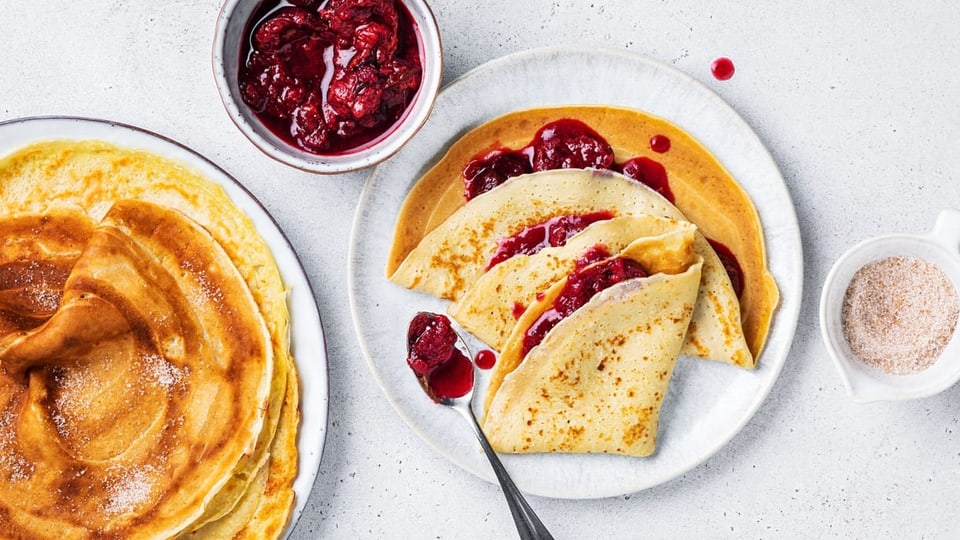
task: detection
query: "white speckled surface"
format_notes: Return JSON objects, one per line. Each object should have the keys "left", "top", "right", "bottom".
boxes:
{"left": 2, "top": 1, "right": 960, "bottom": 538}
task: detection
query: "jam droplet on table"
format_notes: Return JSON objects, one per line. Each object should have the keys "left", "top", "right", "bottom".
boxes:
{"left": 522, "top": 257, "right": 647, "bottom": 357}
{"left": 486, "top": 211, "right": 614, "bottom": 269}
{"left": 711, "top": 57, "right": 735, "bottom": 81}
{"left": 474, "top": 349, "right": 496, "bottom": 370}
{"left": 707, "top": 238, "right": 744, "bottom": 298}
{"left": 406, "top": 312, "right": 473, "bottom": 401}
{"left": 649, "top": 134, "right": 671, "bottom": 153}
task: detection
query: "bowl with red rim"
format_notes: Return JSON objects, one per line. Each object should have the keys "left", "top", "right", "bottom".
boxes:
{"left": 212, "top": 0, "right": 443, "bottom": 174}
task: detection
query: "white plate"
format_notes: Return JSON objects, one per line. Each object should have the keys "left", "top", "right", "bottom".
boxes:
{"left": 0, "top": 116, "right": 328, "bottom": 536}
{"left": 348, "top": 46, "right": 802, "bottom": 499}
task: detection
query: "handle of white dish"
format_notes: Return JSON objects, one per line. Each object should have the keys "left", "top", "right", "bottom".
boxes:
{"left": 931, "top": 209, "right": 960, "bottom": 254}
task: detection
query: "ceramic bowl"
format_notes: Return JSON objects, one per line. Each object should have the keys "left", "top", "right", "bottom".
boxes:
{"left": 820, "top": 209, "right": 960, "bottom": 402}
{"left": 212, "top": 0, "right": 443, "bottom": 174}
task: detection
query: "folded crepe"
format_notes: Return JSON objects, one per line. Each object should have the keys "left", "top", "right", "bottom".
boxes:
{"left": 0, "top": 140, "right": 299, "bottom": 538}
{"left": 0, "top": 200, "right": 273, "bottom": 538}
{"left": 481, "top": 233, "right": 703, "bottom": 457}
{"left": 391, "top": 168, "right": 753, "bottom": 368}
{"left": 450, "top": 215, "right": 698, "bottom": 352}
{"left": 386, "top": 105, "right": 778, "bottom": 362}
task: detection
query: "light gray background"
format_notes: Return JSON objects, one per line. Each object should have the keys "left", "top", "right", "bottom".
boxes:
{"left": 2, "top": 1, "right": 958, "bottom": 538}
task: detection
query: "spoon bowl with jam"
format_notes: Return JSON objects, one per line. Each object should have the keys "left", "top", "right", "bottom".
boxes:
{"left": 406, "top": 312, "right": 554, "bottom": 540}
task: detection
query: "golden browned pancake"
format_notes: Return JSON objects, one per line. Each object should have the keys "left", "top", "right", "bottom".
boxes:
{"left": 391, "top": 169, "right": 752, "bottom": 369}
{"left": 0, "top": 200, "right": 272, "bottom": 537}
{"left": 0, "top": 140, "right": 298, "bottom": 538}
{"left": 386, "top": 105, "right": 778, "bottom": 361}
{"left": 448, "top": 215, "right": 698, "bottom": 352}
{"left": 482, "top": 234, "right": 703, "bottom": 456}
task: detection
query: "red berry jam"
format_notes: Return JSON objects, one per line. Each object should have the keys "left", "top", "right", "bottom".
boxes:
{"left": 460, "top": 118, "right": 672, "bottom": 201}
{"left": 486, "top": 211, "right": 614, "bottom": 270}
{"left": 711, "top": 57, "right": 735, "bottom": 81}
{"left": 406, "top": 312, "right": 474, "bottom": 401}
{"left": 707, "top": 238, "right": 744, "bottom": 298}
{"left": 619, "top": 156, "right": 675, "bottom": 203}
{"left": 528, "top": 119, "right": 616, "bottom": 172}
{"left": 474, "top": 349, "right": 496, "bottom": 370}
{"left": 463, "top": 148, "right": 532, "bottom": 200}
{"left": 239, "top": 0, "right": 423, "bottom": 155}
{"left": 521, "top": 257, "right": 647, "bottom": 357}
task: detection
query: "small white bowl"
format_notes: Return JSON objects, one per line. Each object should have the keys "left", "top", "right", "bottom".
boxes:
{"left": 212, "top": 0, "right": 443, "bottom": 174}
{"left": 820, "top": 209, "right": 960, "bottom": 402}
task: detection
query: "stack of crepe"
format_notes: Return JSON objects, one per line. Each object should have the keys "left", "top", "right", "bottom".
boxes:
{"left": 387, "top": 106, "right": 779, "bottom": 457}
{"left": 0, "top": 141, "right": 298, "bottom": 538}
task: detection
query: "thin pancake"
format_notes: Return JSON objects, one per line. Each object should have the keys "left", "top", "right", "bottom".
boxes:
{"left": 392, "top": 168, "right": 752, "bottom": 368}
{"left": 0, "top": 200, "right": 272, "bottom": 537}
{"left": 483, "top": 254, "right": 703, "bottom": 457}
{"left": 0, "top": 140, "right": 298, "bottom": 537}
{"left": 386, "top": 105, "right": 777, "bottom": 360}
{"left": 449, "top": 215, "right": 698, "bottom": 352}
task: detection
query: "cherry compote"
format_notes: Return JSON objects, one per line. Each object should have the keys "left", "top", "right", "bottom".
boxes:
{"left": 406, "top": 312, "right": 473, "bottom": 402}
{"left": 239, "top": 0, "right": 422, "bottom": 155}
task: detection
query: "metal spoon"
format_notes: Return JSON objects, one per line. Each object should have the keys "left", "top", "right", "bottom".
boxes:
{"left": 422, "top": 337, "right": 554, "bottom": 540}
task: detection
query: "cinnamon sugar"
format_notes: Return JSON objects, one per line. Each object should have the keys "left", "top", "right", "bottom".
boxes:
{"left": 841, "top": 256, "right": 959, "bottom": 374}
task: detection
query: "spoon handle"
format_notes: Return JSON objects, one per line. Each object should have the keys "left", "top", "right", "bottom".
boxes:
{"left": 459, "top": 405, "right": 555, "bottom": 540}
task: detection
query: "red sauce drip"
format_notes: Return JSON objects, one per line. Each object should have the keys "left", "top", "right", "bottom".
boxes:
{"left": 486, "top": 210, "right": 614, "bottom": 269}
{"left": 707, "top": 238, "right": 744, "bottom": 298}
{"left": 426, "top": 352, "right": 474, "bottom": 399}
{"left": 238, "top": 0, "right": 423, "bottom": 155}
{"left": 521, "top": 257, "right": 647, "bottom": 357}
{"left": 619, "top": 156, "right": 675, "bottom": 203}
{"left": 711, "top": 57, "right": 735, "bottom": 81}
{"left": 462, "top": 148, "right": 532, "bottom": 200}
{"left": 406, "top": 312, "right": 473, "bottom": 401}
{"left": 650, "top": 134, "right": 671, "bottom": 153}
{"left": 511, "top": 302, "right": 526, "bottom": 319}
{"left": 474, "top": 349, "right": 496, "bottom": 370}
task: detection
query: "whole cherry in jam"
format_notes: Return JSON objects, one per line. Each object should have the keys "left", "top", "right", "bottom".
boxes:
{"left": 462, "top": 148, "right": 532, "bottom": 200}
{"left": 486, "top": 210, "right": 614, "bottom": 269}
{"left": 239, "top": 0, "right": 423, "bottom": 155}
{"left": 528, "top": 119, "right": 616, "bottom": 172}
{"left": 521, "top": 257, "right": 647, "bottom": 357}
{"left": 406, "top": 312, "right": 474, "bottom": 402}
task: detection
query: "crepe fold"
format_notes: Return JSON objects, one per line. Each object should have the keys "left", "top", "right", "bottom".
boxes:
{"left": 390, "top": 168, "right": 753, "bottom": 368}
{"left": 482, "top": 232, "right": 703, "bottom": 457}
{"left": 0, "top": 140, "right": 298, "bottom": 539}
{"left": 387, "top": 105, "right": 778, "bottom": 364}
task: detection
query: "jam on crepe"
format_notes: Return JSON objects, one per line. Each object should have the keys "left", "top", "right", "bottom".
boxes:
{"left": 486, "top": 210, "right": 614, "bottom": 269}
{"left": 460, "top": 117, "right": 747, "bottom": 293}
{"left": 239, "top": 0, "right": 423, "bottom": 154}
{"left": 406, "top": 312, "right": 473, "bottom": 401}
{"left": 521, "top": 257, "right": 648, "bottom": 357}
{"left": 462, "top": 118, "right": 673, "bottom": 200}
